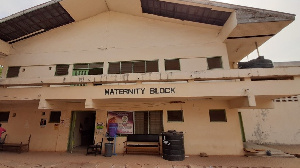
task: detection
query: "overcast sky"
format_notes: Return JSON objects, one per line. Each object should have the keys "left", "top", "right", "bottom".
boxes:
{"left": 0, "top": 0, "right": 299, "bottom": 62}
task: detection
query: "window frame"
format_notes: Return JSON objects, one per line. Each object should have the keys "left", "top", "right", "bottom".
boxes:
{"left": 207, "top": 56, "right": 223, "bottom": 70}
{"left": 167, "top": 110, "right": 184, "bottom": 122}
{"left": 49, "top": 111, "right": 61, "bottom": 123}
{"left": 164, "top": 59, "right": 181, "bottom": 71}
{"left": 209, "top": 109, "right": 227, "bottom": 122}
{"left": 73, "top": 62, "right": 103, "bottom": 76}
{"left": 55, "top": 64, "right": 69, "bottom": 76}
{"left": 0, "top": 111, "right": 10, "bottom": 122}
{"left": 134, "top": 111, "right": 163, "bottom": 134}
{"left": 108, "top": 60, "right": 159, "bottom": 74}
{"left": 6, "top": 66, "right": 21, "bottom": 78}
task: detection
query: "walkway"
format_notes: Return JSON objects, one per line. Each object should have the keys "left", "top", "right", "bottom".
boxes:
{"left": 0, "top": 150, "right": 300, "bottom": 168}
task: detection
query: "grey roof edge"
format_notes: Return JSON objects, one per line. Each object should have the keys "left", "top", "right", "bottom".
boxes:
{"left": 273, "top": 61, "right": 300, "bottom": 67}
{"left": 0, "top": 0, "right": 295, "bottom": 24}
{"left": 177, "top": 0, "right": 295, "bottom": 23}
{"left": 0, "top": 0, "right": 63, "bottom": 23}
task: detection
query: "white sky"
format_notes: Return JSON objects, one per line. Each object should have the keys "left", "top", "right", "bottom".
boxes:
{"left": 0, "top": 0, "right": 299, "bottom": 62}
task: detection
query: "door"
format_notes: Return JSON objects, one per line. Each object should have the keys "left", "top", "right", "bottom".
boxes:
{"left": 238, "top": 112, "right": 246, "bottom": 142}
{"left": 68, "top": 111, "right": 76, "bottom": 153}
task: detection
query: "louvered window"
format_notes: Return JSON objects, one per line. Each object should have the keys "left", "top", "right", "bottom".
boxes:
{"left": 133, "top": 61, "right": 145, "bottom": 73}
{"left": 134, "top": 111, "right": 163, "bottom": 134}
{"left": 73, "top": 63, "right": 103, "bottom": 76}
{"left": 209, "top": 109, "right": 227, "bottom": 122}
{"left": 134, "top": 111, "right": 148, "bottom": 134}
{"left": 49, "top": 111, "right": 61, "bottom": 123}
{"left": 165, "top": 59, "right": 180, "bottom": 71}
{"left": 121, "top": 62, "right": 133, "bottom": 74}
{"left": 146, "top": 60, "right": 159, "bottom": 72}
{"left": 108, "top": 62, "right": 121, "bottom": 74}
{"left": 167, "top": 110, "right": 184, "bottom": 122}
{"left": 0, "top": 112, "right": 10, "bottom": 122}
{"left": 55, "top": 64, "right": 69, "bottom": 76}
{"left": 149, "top": 111, "right": 163, "bottom": 134}
{"left": 109, "top": 60, "right": 159, "bottom": 74}
{"left": 6, "top": 66, "right": 20, "bottom": 78}
{"left": 207, "top": 57, "right": 223, "bottom": 69}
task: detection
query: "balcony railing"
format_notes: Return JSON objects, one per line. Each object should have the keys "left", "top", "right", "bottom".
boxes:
{"left": 0, "top": 67, "right": 299, "bottom": 87}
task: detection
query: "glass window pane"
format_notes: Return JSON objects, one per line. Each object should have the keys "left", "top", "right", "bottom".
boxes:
{"left": 121, "top": 62, "right": 133, "bottom": 74}
{"left": 207, "top": 57, "right": 222, "bottom": 69}
{"left": 209, "top": 109, "right": 227, "bottom": 122}
{"left": 133, "top": 61, "right": 145, "bottom": 73}
{"left": 165, "top": 59, "right": 180, "bottom": 71}
{"left": 108, "top": 62, "right": 121, "bottom": 74}
{"left": 146, "top": 60, "right": 159, "bottom": 72}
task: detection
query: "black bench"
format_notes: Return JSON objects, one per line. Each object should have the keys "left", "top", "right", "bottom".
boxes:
{"left": 1, "top": 134, "right": 31, "bottom": 153}
{"left": 0, "top": 134, "right": 7, "bottom": 151}
{"left": 86, "top": 138, "right": 103, "bottom": 156}
{"left": 123, "top": 134, "right": 160, "bottom": 155}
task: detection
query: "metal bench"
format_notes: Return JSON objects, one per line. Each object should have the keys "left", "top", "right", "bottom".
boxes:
{"left": 1, "top": 134, "right": 31, "bottom": 153}
{"left": 86, "top": 138, "right": 103, "bottom": 156}
{"left": 123, "top": 134, "right": 160, "bottom": 155}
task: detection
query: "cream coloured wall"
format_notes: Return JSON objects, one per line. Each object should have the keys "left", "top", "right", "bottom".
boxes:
{"left": 3, "top": 11, "right": 229, "bottom": 73}
{"left": 94, "top": 100, "right": 243, "bottom": 155}
{"left": 0, "top": 101, "right": 71, "bottom": 152}
{"left": 240, "top": 96, "right": 300, "bottom": 144}
{"left": 1, "top": 99, "right": 243, "bottom": 155}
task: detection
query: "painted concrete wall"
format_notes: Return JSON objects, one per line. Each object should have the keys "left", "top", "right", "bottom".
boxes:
{"left": 1, "top": 99, "right": 244, "bottom": 155}
{"left": 1, "top": 11, "right": 229, "bottom": 78}
{"left": 241, "top": 95, "right": 300, "bottom": 144}
{"left": 0, "top": 10, "right": 298, "bottom": 156}
{"left": 0, "top": 101, "right": 71, "bottom": 152}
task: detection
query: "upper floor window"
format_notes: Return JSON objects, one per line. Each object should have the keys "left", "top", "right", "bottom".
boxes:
{"left": 73, "top": 63, "right": 103, "bottom": 76}
{"left": 6, "top": 66, "right": 20, "bottom": 78}
{"left": 108, "top": 60, "right": 158, "bottom": 74}
{"left": 55, "top": 64, "right": 69, "bottom": 76}
{"left": 165, "top": 59, "right": 180, "bottom": 71}
{"left": 207, "top": 57, "right": 222, "bottom": 69}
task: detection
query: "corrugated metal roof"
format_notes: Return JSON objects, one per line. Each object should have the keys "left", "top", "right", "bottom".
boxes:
{"left": 141, "top": 0, "right": 231, "bottom": 26}
{"left": 0, "top": 2, "right": 74, "bottom": 43}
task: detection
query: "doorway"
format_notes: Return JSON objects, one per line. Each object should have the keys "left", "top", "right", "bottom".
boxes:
{"left": 238, "top": 112, "right": 246, "bottom": 142}
{"left": 68, "top": 111, "right": 96, "bottom": 153}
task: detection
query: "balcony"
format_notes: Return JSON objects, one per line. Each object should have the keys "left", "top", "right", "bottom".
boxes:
{"left": 0, "top": 67, "right": 299, "bottom": 110}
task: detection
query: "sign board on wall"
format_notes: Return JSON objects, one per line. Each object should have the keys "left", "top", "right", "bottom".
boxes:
{"left": 107, "top": 111, "right": 134, "bottom": 134}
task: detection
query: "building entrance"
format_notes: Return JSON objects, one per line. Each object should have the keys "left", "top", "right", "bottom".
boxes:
{"left": 68, "top": 111, "right": 96, "bottom": 153}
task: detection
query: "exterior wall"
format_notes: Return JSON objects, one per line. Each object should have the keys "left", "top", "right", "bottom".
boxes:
{"left": 1, "top": 99, "right": 244, "bottom": 155}
{"left": 1, "top": 11, "right": 229, "bottom": 78}
{"left": 0, "top": 101, "right": 71, "bottom": 152}
{"left": 241, "top": 95, "right": 300, "bottom": 144}
{"left": 0, "top": 9, "right": 298, "bottom": 156}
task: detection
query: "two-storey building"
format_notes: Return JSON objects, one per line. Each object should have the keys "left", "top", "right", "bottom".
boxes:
{"left": 0, "top": 0, "right": 299, "bottom": 155}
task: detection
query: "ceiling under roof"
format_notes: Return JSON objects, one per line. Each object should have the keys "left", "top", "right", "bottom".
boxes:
{"left": 0, "top": 2, "right": 74, "bottom": 44}
{"left": 141, "top": 0, "right": 231, "bottom": 26}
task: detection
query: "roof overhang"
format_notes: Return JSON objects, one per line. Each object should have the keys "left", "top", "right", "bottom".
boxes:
{"left": 0, "top": 0, "right": 295, "bottom": 61}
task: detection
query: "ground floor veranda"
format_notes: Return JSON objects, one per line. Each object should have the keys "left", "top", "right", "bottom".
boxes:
{"left": 1, "top": 68, "right": 299, "bottom": 155}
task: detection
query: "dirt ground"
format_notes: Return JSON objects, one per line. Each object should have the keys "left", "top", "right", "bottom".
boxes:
{"left": 0, "top": 145, "right": 300, "bottom": 168}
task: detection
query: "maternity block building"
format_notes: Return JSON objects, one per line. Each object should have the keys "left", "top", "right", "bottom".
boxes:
{"left": 0, "top": 0, "right": 299, "bottom": 155}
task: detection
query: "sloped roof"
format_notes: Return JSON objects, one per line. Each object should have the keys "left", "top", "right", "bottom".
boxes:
{"left": 0, "top": 2, "right": 74, "bottom": 43}
{"left": 0, "top": 0, "right": 295, "bottom": 61}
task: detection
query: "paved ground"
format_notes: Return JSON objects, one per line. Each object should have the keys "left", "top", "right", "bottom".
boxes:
{"left": 1, "top": 149, "right": 300, "bottom": 168}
